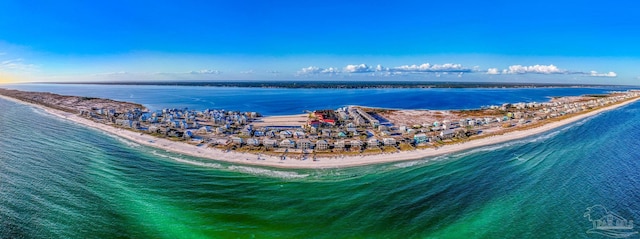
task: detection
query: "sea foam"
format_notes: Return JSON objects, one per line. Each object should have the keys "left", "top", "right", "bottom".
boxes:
{"left": 227, "top": 165, "right": 309, "bottom": 179}
{"left": 150, "top": 150, "right": 224, "bottom": 169}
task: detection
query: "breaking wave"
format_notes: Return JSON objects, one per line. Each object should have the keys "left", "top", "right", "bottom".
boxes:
{"left": 150, "top": 150, "right": 224, "bottom": 169}
{"left": 227, "top": 165, "right": 309, "bottom": 179}
{"left": 115, "top": 137, "right": 141, "bottom": 148}
{"left": 393, "top": 159, "right": 431, "bottom": 168}
{"left": 150, "top": 150, "right": 307, "bottom": 178}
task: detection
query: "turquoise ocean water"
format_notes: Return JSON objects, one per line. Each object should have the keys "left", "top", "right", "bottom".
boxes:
{"left": 1, "top": 85, "right": 640, "bottom": 238}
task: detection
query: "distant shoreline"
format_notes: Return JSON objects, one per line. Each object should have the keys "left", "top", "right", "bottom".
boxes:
{"left": 1, "top": 89, "right": 639, "bottom": 169}
{"left": 38, "top": 81, "right": 629, "bottom": 89}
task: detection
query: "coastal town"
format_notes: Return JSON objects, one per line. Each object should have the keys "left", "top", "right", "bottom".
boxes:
{"left": 2, "top": 88, "right": 639, "bottom": 160}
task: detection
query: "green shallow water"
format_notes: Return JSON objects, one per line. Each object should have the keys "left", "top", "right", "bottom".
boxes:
{"left": 2, "top": 97, "right": 640, "bottom": 238}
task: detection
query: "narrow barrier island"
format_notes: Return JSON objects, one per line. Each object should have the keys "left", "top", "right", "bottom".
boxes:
{"left": 1, "top": 88, "right": 639, "bottom": 168}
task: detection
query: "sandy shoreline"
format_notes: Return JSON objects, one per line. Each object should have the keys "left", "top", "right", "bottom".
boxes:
{"left": 2, "top": 94, "right": 638, "bottom": 169}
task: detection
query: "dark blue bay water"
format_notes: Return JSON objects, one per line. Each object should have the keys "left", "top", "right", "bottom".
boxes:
{"left": 3, "top": 84, "right": 632, "bottom": 115}
{"left": 1, "top": 85, "right": 640, "bottom": 238}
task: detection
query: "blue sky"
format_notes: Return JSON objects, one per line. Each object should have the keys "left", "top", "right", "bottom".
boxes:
{"left": 1, "top": 0, "right": 639, "bottom": 84}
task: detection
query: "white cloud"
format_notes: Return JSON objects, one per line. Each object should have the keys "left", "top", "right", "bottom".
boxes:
{"left": 375, "top": 64, "right": 388, "bottom": 72}
{"left": 299, "top": 62, "right": 471, "bottom": 76}
{"left": 432, "top": 63, "right": 469, "bottom": 72}
{"left": 344, "top": 64, "right": 374, "bottom": 73}
{"left": 589, "top": 71, "right": 617, "bottom": 77}
{"left": 298, "top": 64, "right": 388, "bottom": 75}
{"left": 190, "top": 69, "right": 221, "bottom": 74}
{"left": 393, "top": 64, "right": 427, "bottom": 72}
{"left": 391, "top": 63, "right": 470, "bottom": 73}
{"left": 298, "top": 66, "right": 322, "bottom": 74}
{"left": 321, "top": 67, "right": 340, "bottom": 74}
{"left": 339, "top": 63, "right": 471, "bottom": 74}
{"left": 297, "top": 66, "right": 341, "bottom": 75}
{"left": 297, "top": 63, "right": 618, "bottom": 80}
{"left": 486, "top": 68, "right": 500, "bottom": 75}
{"left": 0, "top": 58, "right": 37, "bottom": 72}
{"left": 485, "top": 64, "right": 617, "bottom": 78}
{"left": 505, "top": 64, "right": 566, "bottom": 74}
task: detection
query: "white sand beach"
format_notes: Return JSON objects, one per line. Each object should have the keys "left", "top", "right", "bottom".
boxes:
{"left": 2, "top": 94, "right": 638, "bottom": 169}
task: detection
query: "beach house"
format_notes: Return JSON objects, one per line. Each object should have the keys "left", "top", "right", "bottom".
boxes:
{"left": 265, "top": 130, "right": 277, "bottom": 138}
{"left": 316, "top": 140, "right": 329, "bottom": 151}
{"left": 321, "top": 129, "right": 332, "bottom": 138}
{"left": 179, "top": 120, "right": 188, "bottom": 129}
{"left": 253, "top": 130, "right": 265, "bottom": 137}
{"left": 116, "top": 119, "right": 133, "bottom": 128}
{"left": 297, "top": 139, "right": 313, "bottom": 150}
{"left": 214, "top": 138, "right": 230, "bottom": 146}
{"left": 414, "top": 133, "right": 429, "bottom": 144}
{"left": 337, "top": 110, "right": 348, "bottom": 121}
{"left": 246, "top": 138, "right": 260, "bottom": 147}
{"left": 279, "top": 131, "right": 293, "bottom": 139}
{"left": 197, "top": 126, "right": 211, "bottom": 134}
{"left": 350, "top": 140, "right": 363, "bottom": 150}
{"left": 383, "top": 138, "right": 396, "bottom": 146}
{"left": 263, "top": 139, "right": 278, "bottom": 149}
{"left": 240, "top": 128, "right": 252, "bottom": 136}
{"left": 378, "top": 125, "right": 389, "bottom": 132}
{"left": 279, "top": 139, "right": 296, "bottom": 148}
{"left": 440, "top": 129, "right": 455, "bottom": 138}
{"left": 307, "top": 119, "right": 321, "bottom": 128}
{"left": 514, "top": 112, "right": 524, "bottom": 119}
{"left": 458, "top": 119, "right": 467, "bottom": 127}
{"left": 441, "top": 121, "right": 450, "bottom": 129}
{"left": 148, "top": 125, "right": 160, "bottom": 134}
{"left": 294, "top": 131, "right": 306, "bottom": 139}
{"left": 183, "top": 130, "right": 194, "bottom": 139}
{"left": 355, "top": 108, "right": 380, "bottom": 127}
{"left": 367, "top": 138, "right": 380, "bottom": 148}
{"left": 334, "top": 140, "right": 346, "bottom": 150}
{"left": 346, "top": 122, "right": 357, "bottom": 130}
{"left": 231, "top": 136, "right": 244, "bottom": 145}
